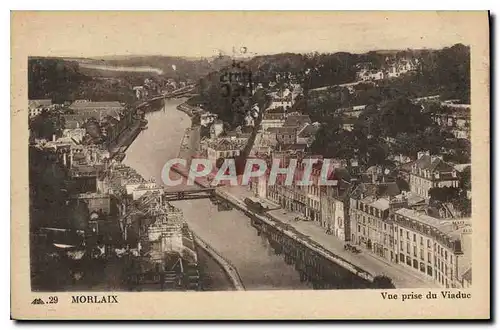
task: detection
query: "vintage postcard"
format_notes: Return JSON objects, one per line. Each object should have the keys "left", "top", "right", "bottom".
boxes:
{"left": 11, "top": 11, "right": 490, "bottom": 320}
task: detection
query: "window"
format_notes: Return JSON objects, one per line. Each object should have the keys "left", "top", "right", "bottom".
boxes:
{"left": 427, "top": 239, "right": 431, "bottom": 248}
{"left": 400, "top": 229, "right": 403, "bottom": 237}
{"left": 413, "top": 246, "right": 417, "bottom": 257}
{"left": 413, "top": 233, "right": 416, "bottom": 242}
{"left": 420, "top": 249, "right": 424, "bottom": 260}
{"left": 384, "top": 223, "right": 387, "bottom": 231}
{"left": 407, "top": 231, "right": 410, "bottom": 239}
{"left": 428, "top": 252, "right": 432, "bottom": 262}
{"left": 407, "top": 243, "right": 410, "bottom": 254}
{"left": 445, "top": 251, "right": 448, "bottom": 259}
{"left": 400, "top": 241, "right": 404, "bottom": 250}
{"left": 420, "top": 237, "right": 423, "bottom": 245}
{"left": 427, "top": 266, "right": 433, "bottom": 276}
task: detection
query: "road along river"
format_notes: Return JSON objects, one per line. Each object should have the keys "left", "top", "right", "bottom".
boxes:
{"left": 122, "top": 98, "right": 310, "bottom": 290}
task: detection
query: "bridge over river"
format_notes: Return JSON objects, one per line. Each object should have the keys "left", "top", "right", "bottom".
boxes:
{"left": 122, "top": 98, "right": 312, "bottom": 290}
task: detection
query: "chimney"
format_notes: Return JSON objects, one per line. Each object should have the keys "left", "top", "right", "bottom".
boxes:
{"left": 52, "top": 134, "right": 56, "bottom": 142}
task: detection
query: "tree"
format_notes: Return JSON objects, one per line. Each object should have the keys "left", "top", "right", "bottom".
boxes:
{"left": 29, "top": 110, "right": 64, "bottom": 140}
{"left": 429, "top": 186, "right": 460, "bottom": 203}
{"left": 372, "top": 275, "right": 395, "bottom": 289}
{"left": 459, "top": 166, "right": 471, "bottom": 191}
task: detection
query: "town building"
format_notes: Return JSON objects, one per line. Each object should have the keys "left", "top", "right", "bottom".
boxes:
{"left": 29, "top": 99, "right": 53, "bottom": 118}
{"left": 283, "top": 113, "right": 311, "bottom": 129}
{"left": 210, "top": 120, "right": 224, "bottom": 139}
{"left": 296, "top": 123, "right": 320, "bottom": 147}
{"left": 266, "top": 158, "right": 337, "bottom": 223}
{"left": 319, "top": 171, "right": 352, "bottom": 240}
{"left": 385, "top": 58, "right": 419, "bottom": 78}
{"left": 350, "top": 183, "right": 472, "bottom": 288}
{"left": 62, "top": 120, "right": 86, "bottom": 144}
{"left": 357, "top": 69, "right": 385, "bottom": 81}
{"left": 431, "top": 106, "right": 471, "bottom": 140}
{"left": 206, "top": 138, "right": 246, "bottom": 164}
{"left": 261, "top": 112, "right": 286, "bottom": 131}
{"left": 392, "top": 208, "right": 471, "bottom": 288}
{"left": 200, "top": 111, "right": 218, "bottom": 127}
{"left": 269, "top": 126, "right": 297, "bottom": 146}
{"left": 69, "top": 100, "right": 125, "bottom": 121}
{"left": 408, "top": 151, "right": 460, "bottom": 199}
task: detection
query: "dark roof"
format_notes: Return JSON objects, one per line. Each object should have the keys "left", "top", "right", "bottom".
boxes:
{"left": 399, "top": 160, "right": 416, "bottom": 173}
{"left": 415, "top": 155, "right": 454, "bottom": 172}
{"left": 284, "top": 114, "right": 311, "bottom": 128}
{"left": 352, "top": 182, "right": 401, "bottom": 199}
{"left": 298, "top": 124, "right": 319, "bottom": 138}
{"left": 274, "top": 127, "right": 297, "bottom": 135}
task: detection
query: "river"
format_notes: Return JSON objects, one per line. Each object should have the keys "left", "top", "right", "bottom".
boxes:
{"left": 123, "top": 98, "right": 310, "bottom": 290}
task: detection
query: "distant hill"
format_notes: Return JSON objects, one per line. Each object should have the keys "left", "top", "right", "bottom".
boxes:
{"left": 80, "top": 55, "right": 234, "bottom": 80}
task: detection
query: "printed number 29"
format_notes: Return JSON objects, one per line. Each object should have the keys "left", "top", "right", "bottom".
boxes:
{"left": 48, "top": 296, "right": 58, "bottom": 304}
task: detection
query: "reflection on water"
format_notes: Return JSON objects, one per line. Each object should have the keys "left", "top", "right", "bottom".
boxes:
{"left": 123, "top": 99, "right": 309, "bottom": 290}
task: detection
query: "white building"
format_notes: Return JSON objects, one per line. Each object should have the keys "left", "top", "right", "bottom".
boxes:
{"left": 29, "top": 99, "right": 53, "bottom": 118}
{"left": 210, "top": 120, "right": 224, "bottom": 139}
{"left": 261, "top": 112, "right": 286, "bottom": 131}
{"left": 200, "top": 112, "right": 218, "bottom": 127}
{"left": 206, "top": 138, "right": 245, "bottom": 164}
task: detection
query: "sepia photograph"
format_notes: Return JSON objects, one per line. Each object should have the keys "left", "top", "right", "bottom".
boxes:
{"left": 11, "top": 10, "right": 490, "bottom": 319}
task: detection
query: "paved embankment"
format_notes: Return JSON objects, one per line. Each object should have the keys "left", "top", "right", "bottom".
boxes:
{"left": 193, "top": 233, "right": 245, "bottom": 291}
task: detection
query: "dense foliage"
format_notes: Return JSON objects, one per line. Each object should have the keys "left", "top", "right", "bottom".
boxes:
{"left": 29, "top": 58, "right": 140, "bottom": 104}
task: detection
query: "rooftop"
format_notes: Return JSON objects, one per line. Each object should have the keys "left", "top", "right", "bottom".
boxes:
{"left": 360, "top": 197, "right": 390, "bottom": 211}
{"left": 262, "top": 113, "right": 286, "bottom": 121}
{"left": 208, "top": 138, "right": 246, "bottom": 151}
{"left": 353, "top": 182, "right": 401, "bottom": 199}
{"left": 284, "top": 114, "right": 311, "bottom": 128}
{"left": 29, "top": 99, "right": 53, "bottom": 109}
{"left": 395, "top": 208, "right": 461, "bottom": 236}
{"left": 414, "top": 154, "right": 455, "bottom": 173}
{"left": 69, "top": 101, "right": 124, "bottom": 109}
{"left": 298, "top": 123, "right": 320, "bottom": 138}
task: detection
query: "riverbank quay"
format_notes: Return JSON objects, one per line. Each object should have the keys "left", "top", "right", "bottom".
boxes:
{"left": 194, "top": 233, "right": 245, "bottom": 291}
{"left": 177, "top": 103, "right": 201, "bottom": 117}
{"left": 217, "top": 185, "right": 438, "bottom": 289}
{"left": 108, "top": 119, "right": 143, "bottom": 159}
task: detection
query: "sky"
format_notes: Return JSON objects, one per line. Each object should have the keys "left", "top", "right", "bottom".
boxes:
{"left": 13, "top": 11, "right": 480, "bottom": 58}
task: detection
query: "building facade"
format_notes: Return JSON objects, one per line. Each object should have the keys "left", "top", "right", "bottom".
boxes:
{"left": 409, "top": 152, "right": 460, "bottom": 199}
{"left": 350, "top": 191, "right": 471, "bottom": 288}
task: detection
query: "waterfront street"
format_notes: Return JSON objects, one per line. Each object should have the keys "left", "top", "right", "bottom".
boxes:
{"left": 218, "top": 184, "right": 439, "bottom": 289}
